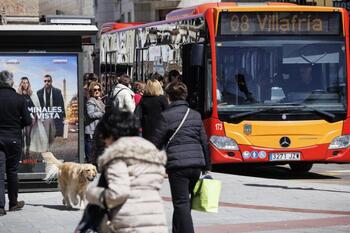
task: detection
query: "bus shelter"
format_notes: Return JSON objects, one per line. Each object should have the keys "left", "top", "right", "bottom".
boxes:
{"left": 0, "top": 15, "right": 98, "bottom": 188}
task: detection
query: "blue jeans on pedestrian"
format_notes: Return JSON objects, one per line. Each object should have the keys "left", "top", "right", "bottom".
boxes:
{"left": 84, "top": 134, "right": 93, "bottom": 163}
{"left": 168, "top": 167, "right": 201, "bottom": 233}
{"left": 0, "top": 136, "right": 22, "bottom": 209}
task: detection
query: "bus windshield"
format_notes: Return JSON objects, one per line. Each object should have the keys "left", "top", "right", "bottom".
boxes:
{"left": 215, "top": 38, "right": 347, "bottom": 119}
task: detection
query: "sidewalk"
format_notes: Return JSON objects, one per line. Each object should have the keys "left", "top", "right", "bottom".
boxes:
{"left": 0, "top": 172, "right": 349, "bottom": 233}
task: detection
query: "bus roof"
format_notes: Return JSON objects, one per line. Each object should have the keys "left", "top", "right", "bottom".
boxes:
{"left": 101, "top": 2, "right": 346, "bottom": 35}
{"left": 101, "top": 22, "right": 144, "bottom": 34}
{"left": 165, "top": 2, "right": 297, "bottom": 20}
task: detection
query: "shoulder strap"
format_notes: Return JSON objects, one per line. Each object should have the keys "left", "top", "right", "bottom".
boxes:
{"left": 167, "top": 108, "right": 190, "bottom": 146}
{"left": 112, "top": 88, "right": 127, "bottom": 99}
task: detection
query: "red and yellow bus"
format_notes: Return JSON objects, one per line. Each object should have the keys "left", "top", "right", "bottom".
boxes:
{"left": 100, "top": 2, "right": 350, "bottom": 173}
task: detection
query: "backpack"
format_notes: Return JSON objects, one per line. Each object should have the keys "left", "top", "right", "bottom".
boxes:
{"left": 105, "top": 88, "right": 127, "bottom": 112}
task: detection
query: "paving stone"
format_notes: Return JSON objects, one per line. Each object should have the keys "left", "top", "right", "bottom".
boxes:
{"left": 0, "top": 170, "right": 348, "bottom": 233}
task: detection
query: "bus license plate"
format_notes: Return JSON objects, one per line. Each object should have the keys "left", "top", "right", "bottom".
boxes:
{"left": 269, "top": 152, "right": 301, "bottom": 161}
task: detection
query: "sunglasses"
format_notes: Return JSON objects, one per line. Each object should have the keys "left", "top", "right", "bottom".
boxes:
{"left": 44, "top": 80, "right": 52, "bottom": 83}
{"left": 93, "top": 88, "right": 101, "bottom": 92}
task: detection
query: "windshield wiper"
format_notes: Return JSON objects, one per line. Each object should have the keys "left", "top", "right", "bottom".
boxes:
{"left": 229, "top": 107, "right": 281, "bottom": 120}
{"left": 267, "top": 103, "right": 336, "bottom": 120}
{"left": 228, "top": 103, "right": 336, "bottom": 121}
{"left": 293, "top": 104, "right": 335, "bottom": 120}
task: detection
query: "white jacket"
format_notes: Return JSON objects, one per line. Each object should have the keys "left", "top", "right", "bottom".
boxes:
{"left": 86, "top": 137, "right": 168, "bottom": 233}
{"left": 113, "top": 84, "right": 135, "bottom": 112}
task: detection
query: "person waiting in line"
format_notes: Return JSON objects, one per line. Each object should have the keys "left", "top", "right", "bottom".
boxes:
{"left": 168, "top": 69, "right": 181, "bottom": 84}
{"left": 138, "top": 77, "right": 168, "bottom": 140}
{"left": 154, "top": 72, "right": 166, "bottom": 89}
{"left": 150, "top": 81, "right": 211, "bottom": 233}
{"left": 17, "top": 77, "right": 48, "bottom": 160}
{"left": 83, "top": 73, "right": 98, "bottom": 99}
{"left": 85, "top": 109, "right": 168, "bottom": 233}
{"left": 85, "top": 82, "right": 105, "bottom": 163}
{"left": 0, "top": 71, "right": 32, "bottom": 216}
{"left": 132, "top": 80, "right": 145, "bottom": 106}
{"left": 112, "top": 73, "right": 135, "bottom": 112}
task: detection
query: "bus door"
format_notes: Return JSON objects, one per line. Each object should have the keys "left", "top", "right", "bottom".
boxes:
{"left": 135, "top": 48, "right": 148, "bottom": 81}
{"left": 182, "top": 43, "right": 205, "bottom": 115}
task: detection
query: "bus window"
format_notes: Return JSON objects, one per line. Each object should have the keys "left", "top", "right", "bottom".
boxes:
{"left": 206, "top": 57, "right": 213, "bottom": 114}
{"left": 216, "top": 39, "right": 346, "bottom": 111}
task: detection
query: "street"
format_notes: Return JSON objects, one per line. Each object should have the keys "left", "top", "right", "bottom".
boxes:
{"left": 0, "top": 163, "right": 349, "bottom": 233}
{"left": 195, "top": 163, "right": 350, "bottom": 233}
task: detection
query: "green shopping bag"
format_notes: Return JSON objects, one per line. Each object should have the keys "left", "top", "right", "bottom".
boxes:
{"left": 191, "top": 175, "right": 221, "bottom": 213}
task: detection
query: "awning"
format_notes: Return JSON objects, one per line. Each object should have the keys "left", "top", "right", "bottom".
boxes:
{"left": 0, "top": 24, "right": 98, "bottom": 36}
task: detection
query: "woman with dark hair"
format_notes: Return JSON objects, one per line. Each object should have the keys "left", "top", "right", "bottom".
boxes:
{"left": 168, "top": 70, "right": 181, "bottom": 83}
{"left": 85, "top": 109, "right": 168, "bottom": 233}
{"left": 150, "top": 81, "right": 211, "bottom": 233}
{"left": 17, "top": 77, "right": 48, "bottom": 159}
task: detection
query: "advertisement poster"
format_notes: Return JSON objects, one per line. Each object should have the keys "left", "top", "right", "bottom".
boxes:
{"left": 0, "top": 54, "right": 78, "bottom": 173}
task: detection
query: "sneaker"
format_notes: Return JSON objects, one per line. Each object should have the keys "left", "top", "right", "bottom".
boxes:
{"left": 0, "top": 208, "right": 6, "bottom": 216}
{"left": 9, "top": 201, "right": 25, "bottom": 211}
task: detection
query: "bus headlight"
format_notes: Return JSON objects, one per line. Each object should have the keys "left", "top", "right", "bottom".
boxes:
{"left": 329, "top": 135, "right": 350, "bottom": 149}
{"left": 210, "top": 136, "right": 239, "bottom": 150}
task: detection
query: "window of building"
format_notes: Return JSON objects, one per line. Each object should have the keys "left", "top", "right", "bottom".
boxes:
{"left": 128, "top": 12, "right": 131, "bottom": 22}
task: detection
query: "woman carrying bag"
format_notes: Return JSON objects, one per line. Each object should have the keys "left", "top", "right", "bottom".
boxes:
{"left": 76, "top": 109, "right": 168, "bottom": 233}
{"left": 150, "top": 81, "right": 211, "bottom": 233}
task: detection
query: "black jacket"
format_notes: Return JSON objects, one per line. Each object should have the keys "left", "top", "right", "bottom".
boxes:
{"left": 139, "top": 95, "right": 168, "bottom": 140}
{"left": 150, "top": 100, "right": 211, "bottom": 171}
{"left": 37, "top": 86, "right": 65, "bottom": 137}
{"left": 0, "top": 86, "right": 32, "bottom": 136}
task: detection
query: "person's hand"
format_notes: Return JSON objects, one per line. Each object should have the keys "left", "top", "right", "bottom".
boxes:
{"left": 202, "top": 170, "right": 210, "bottom": 176}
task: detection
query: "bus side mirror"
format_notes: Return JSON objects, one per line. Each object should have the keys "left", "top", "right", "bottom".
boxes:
{"left": 189, "top": 44, "right": 204, "bottom": 67}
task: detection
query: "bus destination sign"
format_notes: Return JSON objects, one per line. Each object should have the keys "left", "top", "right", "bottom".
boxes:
{"left": 219, "top": 12, "right": 340, "bottom": 35}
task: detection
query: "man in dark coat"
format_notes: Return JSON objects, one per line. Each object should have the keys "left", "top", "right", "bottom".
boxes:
{"left": 150, "top": 82, "right": 211, "bottom": 233}
{"left": 0, "top": 70, "right": 32, "bottom": 216}
{"left": 37, "top": 74, "right": 65, "bottom": 146}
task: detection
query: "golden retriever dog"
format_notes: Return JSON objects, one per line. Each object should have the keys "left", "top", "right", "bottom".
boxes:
{"left": 41, "top": 152, "right": 97, "bottom": 209}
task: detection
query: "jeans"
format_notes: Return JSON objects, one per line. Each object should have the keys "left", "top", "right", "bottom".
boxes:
{"left": 0, "top": 136, "right": 22, "bottom": 209}
{"left": 84, "top": 134, "right": 93, "bottom": 163}
{"left": 168, "top": 167, "right": 201, "bottom": 233}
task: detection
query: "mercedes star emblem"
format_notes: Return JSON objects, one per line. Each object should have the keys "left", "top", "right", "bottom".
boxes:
{"left": 279, "top": 137, "right": 291, "bottom": 148}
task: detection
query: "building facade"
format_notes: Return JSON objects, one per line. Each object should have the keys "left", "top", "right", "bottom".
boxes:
{"left": 39, "top": 0, "right": 94, "bottom": 16}
{"left": 0, "top": 0, "right": 39, "bottom": 16}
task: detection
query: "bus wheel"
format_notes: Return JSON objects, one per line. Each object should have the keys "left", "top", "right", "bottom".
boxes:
{"left": 289, "top": 163, "right": 313, "bottom": 173}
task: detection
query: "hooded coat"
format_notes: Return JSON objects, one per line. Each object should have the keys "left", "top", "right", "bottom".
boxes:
{"left": 85, "top": 136, "right": 168, "bottom": 233}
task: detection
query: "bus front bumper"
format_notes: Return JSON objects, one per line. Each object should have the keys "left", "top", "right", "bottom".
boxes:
{"left": 210, "top": 143, "right": 350, "bottom": 164}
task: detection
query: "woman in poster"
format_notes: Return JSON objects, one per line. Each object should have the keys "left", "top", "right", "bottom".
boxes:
{"left": 17, "top": 77, "right": 48, "bottom": 160}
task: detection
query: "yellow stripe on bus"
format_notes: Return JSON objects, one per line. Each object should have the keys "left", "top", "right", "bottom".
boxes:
{"left": 224, "top": 120, "right": 343, "bottom": 148}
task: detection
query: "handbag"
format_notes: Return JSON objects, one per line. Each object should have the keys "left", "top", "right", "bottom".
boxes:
{"left": 191, "top": 173, "right": 222, "bottom": 213}
{"left": 75, "top": 173, "right": 111, "bottom": 233}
